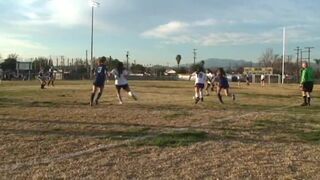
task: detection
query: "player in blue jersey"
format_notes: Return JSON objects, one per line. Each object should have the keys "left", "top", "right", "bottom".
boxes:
{"left": 90, "top": 56, "right": 108, "bottom": 106}
{"left": 216, "top": 68, "right": 235, "bottom": 104}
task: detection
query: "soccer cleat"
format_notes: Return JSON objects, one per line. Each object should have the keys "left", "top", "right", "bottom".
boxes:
{"left": 232, "top": 94, "right": 236, "bottom": 101}
{"left": 300, "top": 103, "right": 308, "bottom": 106}
{"left": 132, "top": 95, "right": 138, "bottom": 101}
{"left": 195, "top": 97, "right": 200, "bottom": 104}
{"left": 200, "top": 98, "right": 204, "bottom": 102}
{"left": 119, "top": 101, "right": 123, "bottom": 105}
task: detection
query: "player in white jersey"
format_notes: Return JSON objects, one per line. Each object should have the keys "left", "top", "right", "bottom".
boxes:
{"left": 189, "top": 67, "right": 207, "bottom": 104}
{"left": 205, "top": 69, "right": 215, "bottom": 96}
{"left": 110, "top": 61, "right": 137, "bottom": 104}
{"left": 260, "top": 74, "right": 265, "bottom": 87}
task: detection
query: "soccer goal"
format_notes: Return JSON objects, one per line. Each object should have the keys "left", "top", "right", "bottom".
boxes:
{"left": 251, "top": 74, "right": 281, "bottom": 84}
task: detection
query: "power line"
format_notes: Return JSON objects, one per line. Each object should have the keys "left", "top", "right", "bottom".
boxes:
{"left": 304, "top": 47, "right": 315, "bottom": 65}
{"left": 193, "top": 49, "right": 197, "bottom": 65}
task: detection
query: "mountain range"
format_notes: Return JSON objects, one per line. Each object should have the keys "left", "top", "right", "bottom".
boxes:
{"left": 179, "top": 58, "right": 255, "bottom": 68}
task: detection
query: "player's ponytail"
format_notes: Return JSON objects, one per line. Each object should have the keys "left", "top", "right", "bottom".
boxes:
{"left": 117, "top": 62, "right": 124, "bottom": 75}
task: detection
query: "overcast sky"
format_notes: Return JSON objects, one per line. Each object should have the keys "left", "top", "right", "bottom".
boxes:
{"left": 0, "top": 0, "right": 319, "bottom": 65}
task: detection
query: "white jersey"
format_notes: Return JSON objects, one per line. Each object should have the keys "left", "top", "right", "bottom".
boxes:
{"left": 192, "top": 71, "right": 207, "bottom": 84}
{"left": 111, "top": 69, "right": 129, "bottom": 85}
{"left": 261, "top": 74, "right": 265, "bottom": 80}
{"left": 207, "top": 73, "right": 213, "bottom": 81}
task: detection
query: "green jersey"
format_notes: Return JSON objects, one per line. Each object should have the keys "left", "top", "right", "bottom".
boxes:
{"left": 300, "top": 67, "right": 315, "bottom": 84}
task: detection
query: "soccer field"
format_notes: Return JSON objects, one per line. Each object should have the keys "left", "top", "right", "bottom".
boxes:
{"left": 0, "top": 80, "right": 319, "bottom": 179}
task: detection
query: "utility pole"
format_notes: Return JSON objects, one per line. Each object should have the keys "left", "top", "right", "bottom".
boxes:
{"left": 126, "top": 51, "right": 129, "bottom": 70}
{"left": 90, "top": 5, "right": 94, "bottom": 79}
{"left": 86, "top": 50, "right": 88, "bottom": 66}
{"left": 281, "top": 27, "right": 286, "bottom": 84}
{"left": 294, "top": 47, "right": 300, "bottom": 82}
{"left": 304, "top": 47, "right": 314, "bottom": 65}
{"left": 193, "top": 49, "right": 197, "bottom": 65}
{"left": 300, "top": 49, "right": 308, "bottom": 64}
{"left": 89, "top": 0, "right": 100, "bottom": 79}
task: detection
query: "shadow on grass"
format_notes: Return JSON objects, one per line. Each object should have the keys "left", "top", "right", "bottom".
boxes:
{"left": 134, "top": 131, "right": 208, "bottom": 147}
{"left": 0, "top": 127, "right": 208, "bottom": 148}
{"left": 253, "top": 119, "right": 320, "bottom": 144}
{"left": 240, "top": 92, "right": 298, "bottom": 99}
{"left": 0, "top": 97, "right": 88, "bottom": 108}
{"left": 163, "top": 110, "right": 192, "bottom": 120}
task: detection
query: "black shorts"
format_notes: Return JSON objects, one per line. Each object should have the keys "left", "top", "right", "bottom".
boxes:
{"left": 116, "top": 84, "right": 129, "bottom": 90}
{"left": 302, "top": 82, "right": 314, "bottom": 92}
{"left": 93, "top": 80, "right": 105, "bottom": 87}
{"left": 195, "top": 83, "right": 205, "bottom": 89}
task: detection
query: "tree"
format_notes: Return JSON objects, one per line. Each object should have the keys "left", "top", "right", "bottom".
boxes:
{"left": 1, "top": 54, "right": 18, "bottom": 71}
{"left": 106, "top": 58, "right": 121, "bottom": 70}
{"left": 259, "top": 48, "right": 274, "bottom": 67}
{"left": 176, "top": 54, "right": 182, "bottom": 68}
{"left": 189, "top": 63, "right": 204, "bottom": 73}
{"left": 314, "top": 59, "right": 320, "bottom": 72}
{"left": 32, "top": 57, "right": 50, "bottom": 72}
{"left": 314, "top": 59, "right": 320, "bottom": 77}
{"left": 131, "top": 63, "right": 146, "bottom": 74}
{"left": 176, "top": 66, "right": 188, "bottom": 74}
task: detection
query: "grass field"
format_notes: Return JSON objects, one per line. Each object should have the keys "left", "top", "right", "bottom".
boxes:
{"left": 0, "top": 80, "right": 320, "bottom": 179}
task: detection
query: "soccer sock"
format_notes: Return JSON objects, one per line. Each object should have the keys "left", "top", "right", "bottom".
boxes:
{"left": 90, "top": 93, "right": 95, "bottom": 103}
{"left": 303, "top": 96, "right": 307, "bottom": 104}
{"left": 218, "top": 93, "right": 223, "bottom": 104}
{"left": 128, "top": 91, "right": 133, "bottom": 97}
{"left": 307, "top": 96, "right": 311, "bottom": 105}
{"left": 199, "top": 90, "right": 203, "bottom": 99}
{"left": 195, "top": 91, "right": 199, "bottom": 98}
{"left": 96, "top": 92, "right": 102, "bottom": 101}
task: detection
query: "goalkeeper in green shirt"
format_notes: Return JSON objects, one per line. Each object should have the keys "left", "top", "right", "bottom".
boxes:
{"left": 300, "top": 61, "right": 315, "bottom": 106}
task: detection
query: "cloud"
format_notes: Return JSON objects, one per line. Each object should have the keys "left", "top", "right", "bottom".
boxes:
{"left": 0, "top": 34, "right": 47, "bottom": 50}
{"left": 142, "top": 21, "right": 189, "bottom": 38}
{"left": 142, "top": 20, "right": 318, "bottom": 46}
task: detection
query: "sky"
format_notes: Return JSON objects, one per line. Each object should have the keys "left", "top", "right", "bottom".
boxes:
{"left": 0, "top": 0, "right": 319, "bottom": 65}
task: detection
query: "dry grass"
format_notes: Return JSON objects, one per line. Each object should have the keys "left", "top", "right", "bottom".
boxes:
{"left": 0, "top": 80, "right": 319, "bottom": 179}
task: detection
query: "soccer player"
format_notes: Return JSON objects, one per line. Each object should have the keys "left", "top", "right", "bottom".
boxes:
{"left": 47, "top": 66, "right": 55, "bottom": 87}
{"left": 300, "top": 61, "right": 315, "bottom": 106}
{"left": 237, "top": 74, "right": 241, "bottom": 87}
{"left": 216, "top": 68, "right": 235, "bottom": 104}
{"left": 189, "top": 66, "right": 207, "bottom": 104}
{"left": 110, "top": 61, "right": 137, "bottom": 104}
{"left": 90, "top": 57, "right": 108, "bottom": 106}
{"left": 261, "top": 74, "right": 265, "bottom": 87}
{"left": 205, "top": 69, "right": 214, "bottom": 96}
{"left": 38, "top": 68, "right": 46, "bottom": 89}
{"left": 246, "top": 74, "right": 250, "bottom": 86}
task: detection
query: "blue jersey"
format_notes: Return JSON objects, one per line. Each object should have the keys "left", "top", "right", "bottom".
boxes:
{"left": 218, "top": 75, "right": 229, "bottom": 88}
{"left": 95, "top": 65, "right": 107, "bottom": 82}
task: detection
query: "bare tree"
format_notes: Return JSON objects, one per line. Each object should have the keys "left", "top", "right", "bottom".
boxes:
{"left": 259, "top": 48, "right": 274, "bottom": 67}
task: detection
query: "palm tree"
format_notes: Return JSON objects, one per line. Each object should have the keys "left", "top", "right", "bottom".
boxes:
{"left": 176, "top": 54, "right": 182, "bottom": 68}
